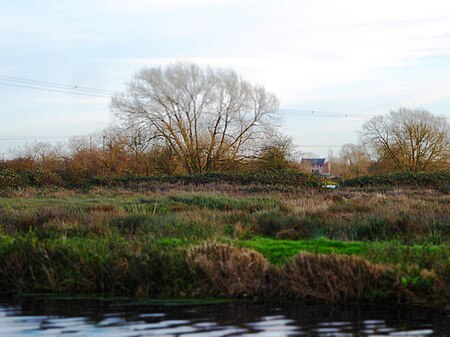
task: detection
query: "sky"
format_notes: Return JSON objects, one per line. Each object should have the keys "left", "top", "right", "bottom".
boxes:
{"left": 1, "top": 0, "right": 450, "bottom": 158}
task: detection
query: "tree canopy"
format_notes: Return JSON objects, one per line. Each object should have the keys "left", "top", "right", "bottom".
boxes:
{"left": 111, "top": 62, "right": 279, "bottom": 173}
{"left": 360, "top": 108, "right": 450, "bottom": 172}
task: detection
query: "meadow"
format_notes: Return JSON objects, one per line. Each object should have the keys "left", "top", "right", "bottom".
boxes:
{"left": 0, "top": 179, "right": 448, "bottom": 310}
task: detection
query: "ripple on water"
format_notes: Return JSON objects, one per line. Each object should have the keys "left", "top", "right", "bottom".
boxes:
{"left": 0, "top": 298, "right": 445, "bottom": 337}
{"left": 317, "top": 321, "right": 352, "bottom": 326}
{"left": 389, "top": 330, "right": 434, "bottom": 336}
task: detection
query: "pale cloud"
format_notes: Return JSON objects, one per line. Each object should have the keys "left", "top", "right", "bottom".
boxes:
{"left": 107, "top": 0, "right": 450, "bottom": 107}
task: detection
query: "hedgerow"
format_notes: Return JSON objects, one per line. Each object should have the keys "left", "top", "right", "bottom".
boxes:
{"left": 89, "top": 170, "right": 325, "bottom": 188}
{"left": 341, "top": 172, "right": 450, "bottom": 191}
{"left": 0, "top": 169, "right": 62, "bottom": 190}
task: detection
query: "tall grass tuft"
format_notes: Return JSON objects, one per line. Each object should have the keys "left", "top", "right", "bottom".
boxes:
{"left": 278, "top": 252, "right": 398, "bottom": 302}
{"left": 186, "top": 242, "right": 269, "bottom": 297}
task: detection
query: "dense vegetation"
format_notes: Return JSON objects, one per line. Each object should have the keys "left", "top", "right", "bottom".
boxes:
{"left": 341, "top": 171, "right": 450, "bottom": 192}
{"left": 0, "top": 168, "right": 325, "bottom": 191}
{"left": 0, "top": 183, "right": 448, "bottom": 310}
{"left": 2, "top": 167, "right": 450, "bottom": 192}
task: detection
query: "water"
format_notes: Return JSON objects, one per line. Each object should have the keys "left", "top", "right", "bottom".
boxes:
{"left": 0, "top": 296, "right": 447, "bottom": 336}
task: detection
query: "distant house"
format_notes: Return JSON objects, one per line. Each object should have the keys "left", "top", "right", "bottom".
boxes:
{"left": 300, "top": 158, "right": 332, "bottom": 176}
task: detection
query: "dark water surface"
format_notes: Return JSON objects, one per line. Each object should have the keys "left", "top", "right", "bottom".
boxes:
{"left": 0, "top": 296, "right": 447, "bottom": 336}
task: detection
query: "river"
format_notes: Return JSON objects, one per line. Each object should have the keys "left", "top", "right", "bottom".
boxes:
{"left": 0, "top": 296, "right": 447, "bottom": 336}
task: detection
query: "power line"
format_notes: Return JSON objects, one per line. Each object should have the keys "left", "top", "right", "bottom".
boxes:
{"left": 0, "top": 74, "right": 448, "bottom": 120}
{"left": 0, "top": 136, "right": 75, "bottom": 141}
{"left": 0, "top": 75, "right": 116, "bottom": 95}
{"left": 0, "top": 82, "right": 111, "bottom": 98}
{"left": 280, "top": 108, "right": 450, "bottom": 120}
{"left": 0, "top": 136, "right": 345, "bottom": 149}
{"left": 280, "top": 108, "right": 378, "bottom": 120}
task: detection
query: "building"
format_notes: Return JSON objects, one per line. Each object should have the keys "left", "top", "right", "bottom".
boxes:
{"left": 300, "top": 158, "right": 332, "bottom": 176}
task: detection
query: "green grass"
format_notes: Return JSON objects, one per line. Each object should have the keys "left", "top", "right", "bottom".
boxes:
{"left": 0, "top": 194, "right": 280, "bottom": 213}
{"left": 240, "top": 237, "right": 368, "bottom": 264}
{"left": 239, "top": 237, "right": 450, "bottom": 270}
{"left": 168, "top": 194, "right": 279, "bottom": 211}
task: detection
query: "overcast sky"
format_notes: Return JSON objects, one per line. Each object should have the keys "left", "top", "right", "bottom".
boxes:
{"left": 1, "top": 0, "right": 450, "bottom": 157}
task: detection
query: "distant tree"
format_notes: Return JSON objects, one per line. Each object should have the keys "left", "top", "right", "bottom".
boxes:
{"left": 67, "top": 135, "right": 102, "bottom": 180}
{"left": 112, "top": 62, "right": 280, "bottom": 174}
{"left": 255, "top": 136, "right": 296, "bottom": 171}
{"left": 11, "top": 141, "right": 65, "bottom": 172}
{"left": 360, "top": 108, "right": 450, "bottom": 172}
{"left": 335, "top": 143, "right": 371, "bottom": 178}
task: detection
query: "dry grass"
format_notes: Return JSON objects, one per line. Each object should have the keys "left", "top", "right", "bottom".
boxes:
{"left": 277, "top": 253, "right": 398, "bottom": 302}
{"left": 0, "top": 186, "right": 448, "bottom": 242}
{"left": 186, "top": 242, "right": 270, "bottom": 297}
{"left": 186, "top": 242, "right": 402, "bottom": 303}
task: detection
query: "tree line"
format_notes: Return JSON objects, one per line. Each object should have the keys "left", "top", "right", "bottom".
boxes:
{"left": 1, "top": 62, "right": 449, "bottom": 180}
{"left": 330, "top": 108, "right": 450, "bottom": 178}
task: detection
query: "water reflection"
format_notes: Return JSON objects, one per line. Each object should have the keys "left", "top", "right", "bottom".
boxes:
{"left": 0, "top": 296, "right": 446, "bottom": 336}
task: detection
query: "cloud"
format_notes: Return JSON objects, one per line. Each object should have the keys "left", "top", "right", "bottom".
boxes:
{"left": 103, "top": 0, "right": 450, "bottom": 107}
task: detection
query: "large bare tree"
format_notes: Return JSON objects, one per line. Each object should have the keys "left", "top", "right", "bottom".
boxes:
{"left": 111, "top": 62, "right": 279, "bottom": 173}
{"left": 360, "top": 108, "right": 450, "bottom": 172}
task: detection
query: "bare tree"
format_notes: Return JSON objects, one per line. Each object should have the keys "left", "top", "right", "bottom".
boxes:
{"left": 360, "top": 108, "right": 450, "bottom": 172}
{"left": 111, "top": 62, "right": 279, "bottom": 173}
{"left": 331, "top": 143, "right": 371, "bottom": 178}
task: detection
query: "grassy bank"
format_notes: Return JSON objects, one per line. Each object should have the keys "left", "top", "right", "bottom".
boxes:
{"left": 0, "top": 234, "right": 448, "bottom": 308}
{"left": 0, "top": 186, "right": 448, "bottom": 309}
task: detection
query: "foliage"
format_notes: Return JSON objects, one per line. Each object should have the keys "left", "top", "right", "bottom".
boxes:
{"left": 341, "top": 171, "right": 450, "bottom": 192}
{"left": 90, "top": 170, "right": 325, "bottom": 189}
{"left": 0, "top": 169, "right": 62, "bottom": 190}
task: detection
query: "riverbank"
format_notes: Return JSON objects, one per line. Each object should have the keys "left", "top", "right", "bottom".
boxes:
{"left": 0, "top": 186, "right": 448, "bottom": 310}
